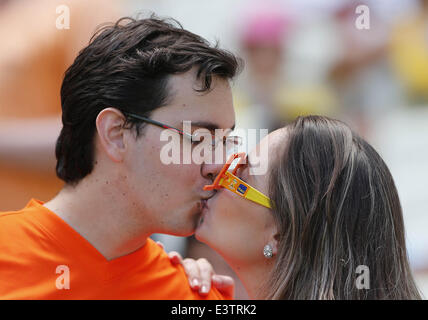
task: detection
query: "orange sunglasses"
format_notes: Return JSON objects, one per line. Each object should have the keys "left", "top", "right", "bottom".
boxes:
{"left": 204, "top": 153, "right": 271, "bottom": 209}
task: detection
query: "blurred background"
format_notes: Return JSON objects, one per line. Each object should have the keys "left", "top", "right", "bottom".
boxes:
{"left": 1, "top": 0, "right": 427, "bottom": 299}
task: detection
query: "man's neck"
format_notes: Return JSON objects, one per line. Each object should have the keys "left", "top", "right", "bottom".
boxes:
{"left": 44, "top": 177, "right": 151, "bottom": 261}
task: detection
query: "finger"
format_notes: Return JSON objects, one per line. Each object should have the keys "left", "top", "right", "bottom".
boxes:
{"left": 182, "top": 258, "right": 201, "bottom": 290}
{"left": 212, "top": 275, "right": 235, "bottom": 299}
{"left": 168, "top": 251, "right": 183, "bottom": 265}
{"left": 196, "top": 258, "right": 214, "bottom": 296}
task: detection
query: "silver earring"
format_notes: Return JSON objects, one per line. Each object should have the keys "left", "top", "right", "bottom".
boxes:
{"left": 263, "top": 244, "right": 273, "bottom": 259}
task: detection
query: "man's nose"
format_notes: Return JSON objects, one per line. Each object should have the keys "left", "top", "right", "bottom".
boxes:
{"left": 201, "top": 161, "right": 225, "bottom": 182}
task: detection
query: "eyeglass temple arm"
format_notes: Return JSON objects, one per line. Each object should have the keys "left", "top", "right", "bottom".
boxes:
{"left": 124, "top": 112, "right": 193, "bottom": 140}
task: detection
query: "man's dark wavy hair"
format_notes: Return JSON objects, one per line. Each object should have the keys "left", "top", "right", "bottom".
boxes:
{"left": 56, "top": 15, "right": 242, "bottom": 184}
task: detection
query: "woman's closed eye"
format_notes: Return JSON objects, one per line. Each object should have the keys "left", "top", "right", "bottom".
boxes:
{"left": 235, "top": 165, "right": 248, "bottom": 183}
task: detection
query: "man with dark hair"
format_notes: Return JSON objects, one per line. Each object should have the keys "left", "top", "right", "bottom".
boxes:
{"left": 0, "top": 16, "right": 241, "bottom": 299}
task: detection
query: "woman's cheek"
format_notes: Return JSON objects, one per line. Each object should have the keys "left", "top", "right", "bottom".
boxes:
{"left": 216, "top": 190, "right": 243, "bottom": 215}
{"left": 212, "top": 192, "right": 234, "bottom": 223}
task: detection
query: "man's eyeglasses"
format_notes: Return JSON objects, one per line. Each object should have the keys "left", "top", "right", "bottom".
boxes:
{"left": 123, "top": 112, "right": 243, "bottom": 154}
{"left": 204, "top": 153, "right": 272, "bottom": 209}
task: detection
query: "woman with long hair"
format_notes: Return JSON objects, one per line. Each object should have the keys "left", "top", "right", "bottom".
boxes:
{"left": 193, "top": 115, "right": 421, "bottom": 299}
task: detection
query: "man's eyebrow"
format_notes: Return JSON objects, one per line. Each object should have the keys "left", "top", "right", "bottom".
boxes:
{"left": 182, "top": 121, "right": 235, "bottom": 132}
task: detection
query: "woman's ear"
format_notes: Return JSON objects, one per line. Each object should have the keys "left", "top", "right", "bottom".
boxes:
{"left": 266, "top": 223, "right": 279, "bottom": 257}
{"left": 271, "top": 233, "right": 280, "bottom": 256}
{"left": 95, "top": 108, "right": 127, "bottom": 163}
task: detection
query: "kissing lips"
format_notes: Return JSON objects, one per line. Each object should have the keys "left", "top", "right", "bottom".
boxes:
{"left": 198, "top": 190, "right": 216, "bottom": 227}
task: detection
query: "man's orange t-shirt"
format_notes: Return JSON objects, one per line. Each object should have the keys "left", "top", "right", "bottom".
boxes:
{"left": 0, "top": 199, "right": 227, "bottom": 300}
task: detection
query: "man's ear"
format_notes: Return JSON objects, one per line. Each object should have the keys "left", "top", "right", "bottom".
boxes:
{"left": 95, "top": 108, "right": 127, "bottom": 163}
